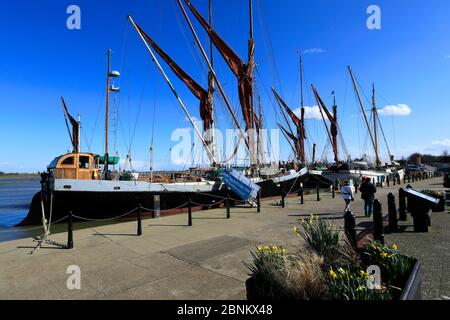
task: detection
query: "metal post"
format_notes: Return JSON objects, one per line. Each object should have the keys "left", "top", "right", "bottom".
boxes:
{"left": 403, "top": 175, "right": 406, "bottom": 184}
{"left": 354, "top": 183, "right": 358, "bottom": 195}
{"left": 387, "top": 193, "right": 398, "bottom": 232}
{"left": 393, "top": 177, "right": 396, "bottom": 186}
{"left": 387, "top": 176, "right": 390, "bottom": 187}
{"left": 316, "top": 187, "right": 320, "bottom": 202}
{"left": 226, "top": 192, "right": 231, "bottom": 219}
{"left": 137, "top": 204, "right": 142, "bottom": 236}
{"left": 344, "top": 211, "right": 357, "bottom": 249}
{"left": 188, "top": 197, "right": 193, "bottom": 226}
{"left": 300, "top": 186, "right": 304, "bottom": 205}
{"left": 281, "top": 189, "right": 285, "bottom": 208}
{"left": 373, "top": 199, "right": 385, "bottom": 244}
{"left": 67, "top": 210, "right": 74, "bottom": 249}
{"left": 332, "top": 185, "right": 335, "bottom": 198}
{"left": 256, "top": 191, "right": 261, "bottom": 213}
{"left": 399, "top": 188, "right": 407, "bottom": 221}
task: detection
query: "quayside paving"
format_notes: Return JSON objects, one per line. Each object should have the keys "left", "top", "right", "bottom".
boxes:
{"left": 0, "top": 177, "right": 447, "bottom": 300}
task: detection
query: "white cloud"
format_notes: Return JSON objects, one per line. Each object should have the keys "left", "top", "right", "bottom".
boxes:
{"left": 294, "top": 106, "right": 323, "bottom": 120}
{"left": 432, "top": 139, "right": 450, "bottom": 147}
{"left": 377, "top": 104, "right": 412, "bottom": 116}
{"left": 303, "top": 48, "right": 325, "bottom": 55}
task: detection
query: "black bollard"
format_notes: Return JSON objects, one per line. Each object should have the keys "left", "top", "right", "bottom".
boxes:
{"left": 408, "top": 175, "right": 411, "bottom": 184}
{"left": 373, "top": 200, "right": 385, "bottom": 244}
{"left": 281, "top": 190, "right": 285, "bottom": 208}
{"left": 300, "top": 187, "right": 304, "bottom": 205}
{"left": 354, "top": 183, "right": 358, "bottom": 195}
{"left": 387, "top": 176, "right": 390, "bottom": 187}
{"left": 256, "top": 191, "right": 261, "bottom": 213}
{"left": 399, "top": 188, "right": 407, "bottom": 221}
{"left": 137, "top": 204, "right": 142, "bottom": 236}
{"left": 67, "top": 210, "right": 74, "bottom": 249}
{"left": 403, "top": 175, "right": 406, "bottom": 184}
{"left": 316, "top": 187, "right": 321, "bottom": 202}
{"left": 393, "top": 177, "right": 396, "bottom": 186}
{"left": 188, "top": 197, "right": 193, "bottom": 226}
{"left": 226, "top": 192, "right": 231, "bottom": 219}
{"left": 387, "top": 193, "right": 398, "bottom": 232}
{"left": 331, "top": 185, "right": 335, "bottom": 198}
{"left": 344, "top": 211, "right": 357, "bottom": 249}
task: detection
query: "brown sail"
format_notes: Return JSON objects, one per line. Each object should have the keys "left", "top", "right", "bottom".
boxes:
{"left": 134, "top": 23, "right": 213, "bottom": 132}
{"left": 272, "top": 88, "right": 306, "bottom": 162}
{"left": 182, "top": 0, "right": 254, "bottom": 130}
{"left": 61, "top": 97, "right": 79, "bottom": 153}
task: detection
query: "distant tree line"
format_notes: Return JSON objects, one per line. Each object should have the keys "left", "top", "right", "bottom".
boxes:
{"left": 403, "top": 151, "right": 450, "bottom": 164}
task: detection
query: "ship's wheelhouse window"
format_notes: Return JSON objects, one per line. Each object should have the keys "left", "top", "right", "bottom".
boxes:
{"left": 79, "top": 156, "right": 90, "bottom": 169}
{"left": 61, "top": 156, "right": 74, "bottom": 165}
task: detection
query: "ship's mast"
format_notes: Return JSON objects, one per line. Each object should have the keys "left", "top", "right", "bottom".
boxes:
{"left": 348, "top": 66, "right": 378, "bottom": 163}
{"left": 104, "top": 49, "right": 111, "bottom": 175}
{"left": 248, "top": 0, "right": 257, "bottom": 168}
{"left": 299, "top": 50, "right": 306, "bottom": 164}
{"left": 175, "top": 0, "right": 257, "bottom": 164}
{"left": 208, "top": 0, "right": 216, "bottom": 162}
{"left": 372, "top": 84, "right": 381, "bottom": 167}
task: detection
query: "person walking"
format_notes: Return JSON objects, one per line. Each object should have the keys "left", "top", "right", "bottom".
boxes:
{"left": 341, "top": 180, "right": 354, "bottom": 212}
{"left": 359, "top": 177, "right": 377, "bottom": 217}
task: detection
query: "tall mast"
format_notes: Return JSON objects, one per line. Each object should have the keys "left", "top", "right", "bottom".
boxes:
{"left": 128, "top": 15, "right": 217, "bottom": 164}
{"left": 248, "top": 0, "right": 257, "bottom": 166}
{"left": 104, "top": 49, "right": 111, "bottom": 175}
{"left": 332, "top": 93, "right": 338, "bottom": 164}
{"left": 348, "top": 66, "right": 377, "bottom": 161}
{"left": 176, "top": 0, "right": 257, "bottom": 164}
{"left": 299, "top": 50, "right": 304, "bottom": 109}
{"left": 372, "top": 84, "right": 380, "bottom": 167}
{"left": 208, "top": 0, "right": 216, "bottom": 161}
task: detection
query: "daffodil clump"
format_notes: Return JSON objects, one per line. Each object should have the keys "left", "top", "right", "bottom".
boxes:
{"left": 326, "top": 266, "right": 397, "bottom": 300}
{"left": 363, "top": 241, "right": 416, "bottom": 290}
{"left": 295, "top": 215, "right": 341, "bottom": 265}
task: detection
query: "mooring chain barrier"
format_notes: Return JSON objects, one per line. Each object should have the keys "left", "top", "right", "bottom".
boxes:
{"left": 71, "top": 207, "right": 139, "bottom": 222}
{"left": 140, "top": 201, "right": 190, "bottom": 213}
{"left": 190, "top": 198, "right": 227, "bottom": 207}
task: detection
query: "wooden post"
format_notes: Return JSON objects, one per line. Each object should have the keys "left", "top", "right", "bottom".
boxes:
{"left": 373, "top": 199, "right": 385, "bottom": 244}
{"left": 344, "top": 211, "right": 357, "bottom": 249}
{"left": 137, "top": 204, "right": 142, "bottom": 236}
{"left": 387, "top": 193, "right": 398, "bottom": 232}
{"left": 188, "top": 197, "right": 192, "bottom": 226}
{"left": 399, "top": 188, "right": 407, "bottom": 221}
{"left": 67, "top": 210, "right": 74, "bottom": 249}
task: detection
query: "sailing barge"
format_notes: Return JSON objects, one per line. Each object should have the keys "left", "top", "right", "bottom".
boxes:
{"left": 20, "top": 0, "right": 308, "bottom": 226}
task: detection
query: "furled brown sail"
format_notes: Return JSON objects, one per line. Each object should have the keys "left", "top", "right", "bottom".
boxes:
{"left": 61, "top": 97, "right": 80, "bottom": 153}
{"left": 134, "top": 22, "right": 213, "bottom": 132}
{"left": 182, "top": 0, "right": 254, "bottom": 131}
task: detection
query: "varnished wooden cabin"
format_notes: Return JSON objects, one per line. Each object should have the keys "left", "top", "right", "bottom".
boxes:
{"left": 48, "top": 153, "right": 101, "bottom": 180}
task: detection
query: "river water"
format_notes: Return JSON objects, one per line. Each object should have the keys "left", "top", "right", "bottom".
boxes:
{"left": 0, "top": 177, "right": 41, "bottom": 242}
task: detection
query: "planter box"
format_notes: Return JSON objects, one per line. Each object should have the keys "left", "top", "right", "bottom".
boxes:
{"left": 246, "top": 260, "right": 422, "bottom": 300}
{"left": 400, "top": 260, "right": 422, "bottom": 300}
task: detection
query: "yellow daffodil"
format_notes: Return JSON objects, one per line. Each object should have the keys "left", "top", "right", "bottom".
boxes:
{"left": 381, "top": 252, "right": 388, "bottom": 258}
{"left": 359, "top": 270, "right": 369, "bottom": 279}
{"left": 392, "top": 244, "right": 398, "bottom": 251}
{"left": 356, "top": 285, "right": 365, "bottom": 292}
{"left": 282, "top": 249, "right": 287, "bottom": 255}
{"left": 293, "top": 226, "right": 297, "bottom": 233}
{"left": 371, "top": 243, "right": 377, "bottom": 250}
{"left": 272, "top": 245, "right": 279, "bottom": 254}
{"left": 329, "top": 268, "right": 338, "bottom": 279}
{"left": 263, "top": 245, "right": 270, "bottom": 252}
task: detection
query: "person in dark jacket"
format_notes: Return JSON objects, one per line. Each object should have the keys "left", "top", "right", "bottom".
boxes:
{"left": 359, "top": 177, "right": 377, "bottom": 217}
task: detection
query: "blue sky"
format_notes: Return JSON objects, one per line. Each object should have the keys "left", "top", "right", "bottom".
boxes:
{"left": 1, "top": 0, "right": 450, "bottom": 172}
